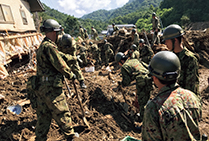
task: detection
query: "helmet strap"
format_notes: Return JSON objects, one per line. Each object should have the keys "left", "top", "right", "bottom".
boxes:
{"left": 171, "top": 38, "right": 175, "bottom": 52}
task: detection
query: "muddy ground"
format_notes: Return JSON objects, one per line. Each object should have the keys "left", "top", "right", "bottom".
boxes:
{"left": 1, "top": 22, "right": 209, "bottom": 141}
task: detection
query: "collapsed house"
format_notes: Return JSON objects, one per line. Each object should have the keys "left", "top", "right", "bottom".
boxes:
{"left": 0, "top": 0, "right": 44, "bottom": 79}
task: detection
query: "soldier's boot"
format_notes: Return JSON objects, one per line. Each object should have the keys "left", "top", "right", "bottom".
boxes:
{"left": 79, "top": 80, "right": 87, "bottom": 89}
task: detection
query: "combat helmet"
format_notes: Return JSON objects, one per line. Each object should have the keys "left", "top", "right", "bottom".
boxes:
{"left": 40, "top": 19, "right": 62, "bottom": 33}
{"left": 115, "top": 52, "right": 126, "bottom": 63}
{"left": 61, "top": 34, "right": 72, "bottom": 47}
{"left": 152, "top": 12, "right": 156, "bottom": 17}
{"left": 82, "top": 42, "right": 86, "bottom": 46}
{"left": 139, "top": 39, "right": 145, "bottom": 43}
{"left": 132, "top": 28, "right": 136, "bottom": 33}
{"left": 89, "top": 41, "right": 93, "bottom": 45}
{"left": 148, "top": 51, "right": 180, "bottom": 82}
{"left": 163, "top": 24, "right": 184, "bottom": 41}
{"left": 130, "top": 44, "right": 137, "bottom": 50}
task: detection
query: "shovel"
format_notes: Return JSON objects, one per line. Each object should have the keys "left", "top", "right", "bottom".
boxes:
{"left": 72, "top": 80, "right": 90, "bottom": 128}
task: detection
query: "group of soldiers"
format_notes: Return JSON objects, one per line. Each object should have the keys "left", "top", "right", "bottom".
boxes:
{"left": 79, "top": 25, "right": 99, "bottom": 40}
{"left": 27, "top": 12, "right": 203, "bottom": 140}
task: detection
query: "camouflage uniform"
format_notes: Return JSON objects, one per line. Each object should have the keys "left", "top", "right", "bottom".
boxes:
{"left": 139, "top": 44, "right": 154, "bottom": 64}
{"left": 142, "top": 83, "right": 201, "bottom": 141}
{"left": 35, "top": 37, "right": 75, "bottom": 141}
{"left": 133, "top": 32, "right": 139, "bottom": 48}
{"left": 58, "top": 40, "right": 84, "bottom": 82}
{"left": 84, "top": 31, "right": 89, "bottom": 40}
{"left": 176, "top": 47, "right": 199, "bottom": 95}
{"left": 91, "top": 28, "right": 98, "bottom": 40}
{"left": 104, "top": 42, "right": 114, "bottom": 64}
{"left": 113, "top": 25, "right": 119, "bottom": 35}
{"left": 121, "top": 59, "right": 152, "bottom": 121}
{"left": 79, "top": 45, "right": 88, "bottom": 66}
{"left": 79, "top": 27, "right": 85, "bottom": 40}
{"left": 129, "top": 50, "right": 140, "bottom": 59}
{"left": 89, "top": 44, "right": 101, "bottom": 62}
{"left": 152, "top": 16, "right": 161, "bottom": 45}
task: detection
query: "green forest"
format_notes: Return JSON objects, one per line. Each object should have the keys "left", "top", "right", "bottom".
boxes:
{"left": 38, "top": 0, "right": 209, "bottom": 37}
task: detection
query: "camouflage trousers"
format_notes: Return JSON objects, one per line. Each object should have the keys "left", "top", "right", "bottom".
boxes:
{"left": 136, "top": 75, "right": 152, "bottom": 121}
{"left": 69, "top": 60, "right": 84, "bottom": 81}
{"left": 152, "top": 31, "right": 160, "bottom": 45}
{"left": 35, "top": 85, "right": 74, "bottom": 141}
{"left": 105, "top": 50, "right": 114, "bottom": 64}
{"left": 80, "top": 52, "right": 88, "bottom": 66}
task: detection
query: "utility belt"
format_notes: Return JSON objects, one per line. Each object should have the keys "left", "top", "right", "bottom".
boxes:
{"left": 39, "top": 75, "right": 64, "bottom": 87}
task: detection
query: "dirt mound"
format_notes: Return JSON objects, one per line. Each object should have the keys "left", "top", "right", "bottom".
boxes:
{"left": 1, "top": 23, "right": 209, "bottom": 140}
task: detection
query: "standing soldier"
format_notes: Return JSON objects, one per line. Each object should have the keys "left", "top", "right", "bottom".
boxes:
{"left": 112, "top": 23, "right": 119, "bottom": 35}
{"left": 139, "top": 39, "right": 154, "bottom": 64}
{"left": 58, "top": 34, "right": 87, "bottom": 89}
{"left": 91, "top": 26, "right": 98, "bottom": 40}
{"left": 115, "top": 52, "right": 153, "bottom": 122}
{"left": 128, "top": 44, "right": 140, "bottom": 59}
{"left": 131, "top": 29, "right": 139, "bottom": 49}
{"left": 36, "top": 19, "right": 83, "bottom": 141}
{"left": 152, "top": 12, "right": 161, "bottom": 45}
{"left": 79, "top": 42, "right": 88, "bottom": 67}
{"left": 89, "top": 41, "right": 101, "bottom": 64}
{"left": 79, "top": 25, "right": 85, "bottom": 40}
{"left": 163, "top": 24, "right": 199, "bottom": 95}
{"left": 83, "top": 28, "right": 89, "bottom": 40}
{"left": 143, "top": 51, "right": 201, "bottom": 140}
{"left": 103, "top": 39, "right": 114, "bottom": 66}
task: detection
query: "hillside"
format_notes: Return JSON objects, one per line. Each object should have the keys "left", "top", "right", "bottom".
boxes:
{"left": 81, "top": 0, "right": 162, "bottom": 21}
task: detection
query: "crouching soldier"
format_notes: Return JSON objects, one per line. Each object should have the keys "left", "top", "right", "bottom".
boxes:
{"left": 58, "top": 34, "right": 87, "bottom": 89}
{"left": 128, "top": 44, "right": 140, "bottom": 59}
{"left": 89, "top": 41, "right": 101, "bottom": 64}
{"left": 115, "top": 52, "right": 153, "bottom": 122}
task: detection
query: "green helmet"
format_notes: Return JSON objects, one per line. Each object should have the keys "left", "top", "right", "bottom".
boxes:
{"left": 148, "top": 51, "right": 180, "bottom": 82}
{"left": 61, "top": 34, "right": 72, "bottom": 47}
{"left": 130, "top": 44, "right": 137, "bottom": 50}
{"left": 163, "top": 24, "right": 184, "bottom": 41}
{"left": 40, "top": 19, "right": 62, "bottom": 33}
{"left": 89, "top": 41, "right": 93, "bottom": 45}
{"left": 104, "top": 39, "right": 107, "bottom": 43}
{"left": 152, "top": 12, "right": 156, "bottom": 17}
{"left": 132, "top": 29, "right": 136, "bottom": 33}
{"left": 139, "top": 39, "right": 145, "bottom": 43}
{"left": 115, "top": 52, "right": 126, "bottom": 63}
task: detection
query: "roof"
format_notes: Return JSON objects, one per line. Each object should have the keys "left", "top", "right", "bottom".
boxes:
{"left": 107, "top": 24, "right": 135, "bottom": 29}
{"left": 28, "top": 0, "right": 45, "bottom": 12}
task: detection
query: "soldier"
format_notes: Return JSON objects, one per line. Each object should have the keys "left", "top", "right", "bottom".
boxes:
{"left": 79, "top": 25, "right": 85, "bottom": 40}
{"left": 89, "top": 41, "right": 101, "bottom": 64}
{"left": 103, "top": 39, "right": 114, "bottom": 66}
{"left": 139, "top": 39, "right": 154, "bottom": 64}
{"left": 115, "top": 52, "right": 153, "bottom": 122}
{"left": 151, "top": 12, "right": 161, "bottom": 45}
{"left": 79, "top": 42, "right": 88, "bottom": 67}
{"left": 83, "top": 28, "right": 89, "bottom": 40}
{"left": 59, "top": 34, "right": 87, "bottom": 89}
{"left": 131, "top": 29, "right": 139, "bottom": 48}
{"left": 91, "top": 26, "right": 98, "bottom": 40}
{"left": 112, "top": 23, "right": 119, "bottom": 35}
{"left": 128, "top": 44, "right": 140, "bottom": 59}
{"left": 36, "top": 19, "right": 83, "bottom": 141}
{"left": 142, "top": 51, "right": 201, "bottom": 140}
{"left": 163, "top": 24, "right": 199, "bottom": 95}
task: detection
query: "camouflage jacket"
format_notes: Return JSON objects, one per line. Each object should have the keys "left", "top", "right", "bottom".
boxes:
{"left": 152, "top": 16, "right": 160, "bottom": 30}
{"left": 58, "top": 40, "right": 77, "bottom": 56}
{"left": 176, "top": 47, "right": 199, "bottom": 95}
{"left": 104, "top": 42, "right": 113, "bottom": 51}
{"left": 89, "top": 44, "right": 99, "bottom": 52}
{"left": 142, "top": 83, "right": 201, "bottom": 141}
{"left": 130, "top": 50, "right": 140, "bottom": 59}
{"left": 113, "top": 26, "right": 119, "bottom": 32}
{"left": 133, "top": 33, "right": 139, "bottom": 45}
{"left": 36, "top": 37, "right": 74, "bottom": 86}
{"left": 91, "top": 28, "right": 98, "bottom": 37}
{"left": 140, "top": 44, "right": 154, "bottom": 64}
{"left": 121, "top": 59, "right": 148, "bottom": 86}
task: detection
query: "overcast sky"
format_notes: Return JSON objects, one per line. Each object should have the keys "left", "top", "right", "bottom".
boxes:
{"left": 40, "top": 0, "right": 129, "bottom": 18}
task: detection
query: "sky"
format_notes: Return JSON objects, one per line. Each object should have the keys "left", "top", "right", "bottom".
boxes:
{"left": 40, "top": 0, "right": 129, "bottom": 18}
